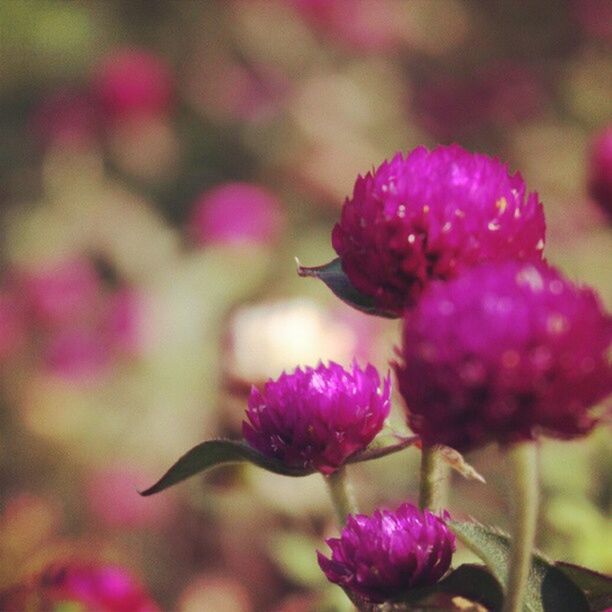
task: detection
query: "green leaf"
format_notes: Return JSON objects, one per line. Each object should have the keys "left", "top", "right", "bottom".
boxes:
{"left": 556, "top": 562, "right": 612, "bottom": 611}
{"left": 296, "top": 257, "right": 398, "bottom": 318}
{"left": 449, "top": 521, "right": 589, "bottom": 612}
{"left": 434, "top": 564, "right": 504, "bottom": 608}
{"left": 140, "top": 436, "right": 418, "bottom": 496}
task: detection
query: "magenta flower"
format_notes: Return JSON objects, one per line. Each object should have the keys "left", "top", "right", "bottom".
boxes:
{"left": 18, "top": 259, "right": 101, "bottom": 328}
{"left": 93, "top": 48, "right": 173, "bottom": 122}
{"left": 0, "top": 290, "right": 24, "bottom": 362}
{"left": 318, "top": 503, "right": 455, "bottom": 603}
{"left": 39, "top": 563, "right": 159, "bottom": 612}
{"left": 188, "top": 182, "right": 285, "bottom": 247}
{"left": 587, "top": 125, "right": 612, "bottom": 218}
{"left": 332, "top": 144, "right": 546, "bottom": 315}
{"left": 395, "top": 261, "right": 612, "bottom": 452}
{"left": 243, "top": 362, "right": 390, "bottom": 475}
{"left": 30, "top": 88, "right": 98, "bottom": 149}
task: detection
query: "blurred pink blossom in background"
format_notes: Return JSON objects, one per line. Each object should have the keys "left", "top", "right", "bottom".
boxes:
{"left": 188, "top": 182, "right": 285, "bottom": 247}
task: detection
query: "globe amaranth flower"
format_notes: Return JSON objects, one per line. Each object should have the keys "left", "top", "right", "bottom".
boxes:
{"left": 587, "top": 125, "right": 612, "bottom": 218}
{"left": 395, "top": 261, "right": 612, "bottom": 452}
{"left": 318, "top": 503, "right": 455, "bottom": 603}
{"left": 0, "top": 563, "right": 159, "bottom": 612}
{"left": 332, "top": 144, "right": 546, "bottom": 315}
{"left": 188, "top": 182, "right": 285, "bottom": 247}
{"left": 242, "top": 361, "right": 390, "bottom": 475}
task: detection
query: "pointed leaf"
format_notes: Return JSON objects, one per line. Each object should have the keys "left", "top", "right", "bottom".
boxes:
{"left": 449, "top": 521, "right": 589, "bottom": 612}
{"left": 556, "top": 562, "right": 612, "bottom": 611}
{"left": 296, "top": 257, "right": 397, "bottom": 318}
{"left": 434, "top": 564, "right": 504, "bottom": 609}
{"left": 140, "top": 440, "right": 312, "bottom": 495}
{"left": 141, "top": 436, "right": 419, "bottom": 496}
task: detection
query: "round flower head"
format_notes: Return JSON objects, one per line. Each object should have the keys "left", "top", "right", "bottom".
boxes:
{"left": 243, "top": 362, "right": 390, "bottom": 474}
{"left": 587, "top": 125, "right": 612, "bottom": 218}
{"left": 318, "top": 503, "right": 455, "bottom": 603}
{"left": 332, "top": 144, "right": 546, "bottom": 314}
{"left": 188, "top": 182, "right": 285, "bottom": 247}
{"left": 395, "top": 261, "right": 612, "bottom": 452}
{"left": 93, "top": 48, "right": 173, "bottom": 122}
{"left": 38, "top": 563, "right": 159, "bottom": 612}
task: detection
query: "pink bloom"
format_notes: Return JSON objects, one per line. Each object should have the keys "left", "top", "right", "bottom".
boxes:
{"left": 0, "top": 290, "right": 24, "bottom": 361}
{"left": 318, "top": 503, "right": 455, "bottom": 603}
{"left": 29, "top": 88, "right": 98, "bottom": 149}
{"left": 587, "top": 125, "right": 612, "bottom": 218}
{"left": 188, "top": 182, "right": 285, "bottom": 247}
{"left": 332, "top": 144, "right": 546, "bottom": 315}
{"left": 39, "top": 563, "right": 159, "bottom": 612}
{"left": 43, "top": 326, "right": 110, "bottom": 380}
{"left": 103, "top": 288, "right": 144, "bottom": 355}
{"left": 243, "top": 362, "right": 390, "bottom": 474}
{"left": 571, "top": 0, "right": 612, "bottom": 42}
{"left": 18, "top": 259, "right": 101, "bottom": 328}
{"left": 93, "top": 48, "right": 173, "bottom": 122}
{"left": 395, "top": 261, "right": 612, "bottom": 451}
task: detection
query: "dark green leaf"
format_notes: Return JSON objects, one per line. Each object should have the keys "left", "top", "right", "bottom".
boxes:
{"left": 296, "top": 257, "right": 398, "bottom": 318}
{"left": 556, "top": 562, "right": 612, "bottom": 611}
{"left": 344, "top": 564, "right": 503, "bottom": 610}
{"left": 140, "top": 436, "right": 418, "bottom": 496}
{"left": 435, "top": 564, "right": 504, "bottom": 609}
{"left": 449, "top": 521, "right": 589, "bottom": 612}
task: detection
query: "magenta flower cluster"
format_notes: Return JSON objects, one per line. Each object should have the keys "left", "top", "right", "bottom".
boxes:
{"left": 243, "top": 361, "right": 390, "bottom": 475}
{"left": 332, "top": 144, "right": 546, "bottom": 314}
{"left": 318, "top": 503, "right": 455, "bottom": 603}
{"left": 395, "top": 261, "right": 612, "bottom": 451}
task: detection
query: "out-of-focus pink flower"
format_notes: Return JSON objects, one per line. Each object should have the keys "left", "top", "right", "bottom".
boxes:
{"left": 587, "top": 125, "right": 612, "bottom": 218}
{"left": 29, "top": 88, "right": 99, "bottom": 149}
{"left": 290, "top": 0, "right": 407, "bottom": 53}
{"left": 38, "top": 562, "right": 159, "bottom": 612}
{"left": 103, "top": 288, "right": 144, "bottom": 356}
{"left": 0, "top": 290, "right": 24, "bottom": 361}
{"left": 18, "top": 259, "right": 101, "bottom": 328}
{"left": 93, "top": 48, "right": 173, "bottom": 123}
{"left": 42, "top": 327, "right": 110, "bottom": 380}
{"left": 415, "top": 62, "right": 545, "bottom": 141}
{"left": 332, "top": 144, "right": 546, "bottom": 315}
{"left": 571, "top": 0, "right": 612, "bottom": 42}
{"left": 318, "top": 503, "right": 455, "bottom": 603}
{"left": 188, "top": 182, "right": 285, "bottom": 247}
{"left": 243, "top": 362, "right": 390, "bottom": 474}
{"left": 86, "top": 464, "right": 172, "bottom": 529}
{"left": 395, "top": 261, "right": 612, "bottom": 452}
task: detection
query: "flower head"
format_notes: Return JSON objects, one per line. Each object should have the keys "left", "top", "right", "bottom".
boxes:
{"left": 34, "top": 562, "right": 159, "bottom": 612}
{"left": 395, "top": 261, "right": 612, "bottom": 452}
{"left": 93, "top": 48, "right": 173, "bottom": 122}
{"left": 318, "top": 503, "right": 455, "bottom": 603}
{"left": 188, "top": 182, "right": 285, "bottom": 247}
{"left": 587, "top": 125, "right": 612, "bottom": 218}
{"left": 243, "top": 361, "right": 390, "bottom": 474}
{"left": 332, "top": 144, "right": 546, "bottom": 314}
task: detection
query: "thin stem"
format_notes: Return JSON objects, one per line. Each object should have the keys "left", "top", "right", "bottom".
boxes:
{"left": 419, "top": 445, "right": 448, "bottom": 512}
{"left": 324, "top": 467, "right": 358, "bottom": 525}
{"left": 503, "top": 441, "right": 539, "bottom": 612}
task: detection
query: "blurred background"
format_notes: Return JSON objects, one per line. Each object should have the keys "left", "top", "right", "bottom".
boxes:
{"left": 0, "top": 1, "right": 610, "bottom": 610}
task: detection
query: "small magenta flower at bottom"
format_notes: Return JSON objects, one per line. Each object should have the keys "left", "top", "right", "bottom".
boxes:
{"left": 318, "top": 503, "right": 455, "bottom": 603}
{"left": 243, "top": 361, "right": 391, "bottom": 475}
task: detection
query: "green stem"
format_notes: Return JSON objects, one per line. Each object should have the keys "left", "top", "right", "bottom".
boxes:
{"left": 503, "top": 441, "right": 539, "bottom": 612}
{"left": 419, "top": 445, "right": 448, "bottom": 512}
{"left": 324, "top": 467, "right": 357, "bottom": 525}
